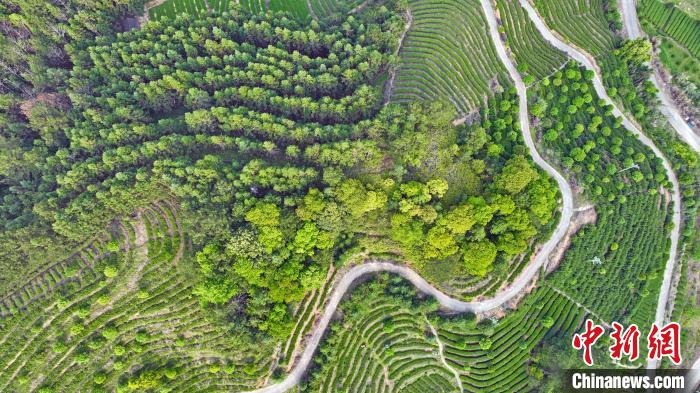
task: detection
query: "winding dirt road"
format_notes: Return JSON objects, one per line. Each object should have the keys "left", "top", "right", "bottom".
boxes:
{"left": 619, "top": 0, "right": 700, "bottom": 152}
{"left": 516, "top": 0, "right": 681, "bottom": 370}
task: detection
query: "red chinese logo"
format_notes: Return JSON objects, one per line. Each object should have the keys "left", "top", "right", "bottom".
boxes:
{"left": 609, "top": 322, "right": 640, "bottom": 361}
{"left": 572, "top": 319, "right": 605, "bottom": 366}
{"left": 572, "top": 320, "right": 682, "bottom": 366}
{"left": 647, "top": 322, "right": 681, "bottom": 364}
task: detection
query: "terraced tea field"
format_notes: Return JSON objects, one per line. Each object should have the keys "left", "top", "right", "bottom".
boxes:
{"left": 639, "top": 0, "right": 700, "bottom": 57}
{"left": 390, "top": 0, "right": 510, "bottom": 116}
{"left": 304, "top": 277, "right": 587, "bottom": 392}
{"left": 533, "top": 0, "right": 615, "bottom": 57}
{"left": 549, "top": 194, "right": 670, "bottom": 328}
{"left": 309, "top": 0, "right": 364, "bottom": 20}
{"left": 0, "top": 202, "right": 272, "bottom": 392}
{"left": 438, "top": 287, "right": 586, "bottom": 392}
{"left": 208, "top": 0, "right": 234, "bottom": 13}
{"left": 1, "top": 0, "right": 695, "bottom": 391}
{"left": 268, "top": 0, "right": 311, "bottom": 20}
{"left": 309, "top": 302, "right": 460, "bottom": 392}
{"left": 148, "top": 0, "right": 312, "bottom": 20}
{"left": 659, "top": 37, "right": 700, "bottom": 84}
{"left": 495, "top": 0, "right": 566, "bottom": 79}
{"left": 304, "top": 275, "right": 462, "bottom": 393}
{"left": 0, "top": 223, "right": 129, "bottom": 317}
{"left": 239, "top": 0, "right": 267, "bottom": 14}
{"left": 281, "top": 267, "right": 337, "bottom": 369}
{"left": 149, "top": 0, "right": 210, "bottom": 20}
{"left": 662, "top": 0, "right": 700, "bottom": 19}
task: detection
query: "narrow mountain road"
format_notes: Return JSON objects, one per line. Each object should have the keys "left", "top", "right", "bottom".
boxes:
{"left": 240, "top": 1, "right": 577, "bottom": 392}
{"left": 619, "top": 0, "right": 700, "bottom": 152}
{"left": 516, "top": 0, "right": 681, "bottom": 371}
{"left": 478, "top": 0, "right": 575, "bottom": 290}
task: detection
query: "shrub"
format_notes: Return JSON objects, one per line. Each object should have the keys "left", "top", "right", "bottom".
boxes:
{"left": 479, "top": 337, "right": 493, "bottom": 350}
{"left": 113, "top": 344, "right": 126, "bottom": 356}
{"left": 102, "top": 326, "right": 118, "bottom": 340}
{"left": 93, "top": 373, "right": 107, "bottom": 385}
{"left": 103, "top": 265, "right": 118, "bottom": 278}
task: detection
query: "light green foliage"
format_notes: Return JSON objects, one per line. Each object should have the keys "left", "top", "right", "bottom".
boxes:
{"left": 336, "top": 179, "right": 388, "bottom": 218}
{"left": 378, "top": 93, "right": 558, "bottom": 286}
{"left": 93, "top": 373, "right": 107, "bottom": 385}
{"left": 259, "top": 303, "right": 293, "bottom": 339}
{"left": 101, "top": 326, "right": 118, "bottom": 340}
{"left": 390, "top": 213, "right": 426, "bottom": 249}
{"left": 126, "top": 370, "right": 162, "bottom": 390}
{"left": 527, "top": 178, "right": 559, "bottom": 223}
{"left": 441, "top": 203, "right": 478, "bottom": 235}
{"left": 495, "top": 155, "right": 539, "bottom": 194}
{"left": 292, "top": 222, "right": 322, "bottom": 254}
{"left": 616, "top": 39, "right": 652, "bottom": 66}
{"left": 245, "top": 203, "right": 284, "bottom": 253}
{"left": 423, "top": 226, "right": 459, "bottom": 260}
{"left": 394, "top": 180, "right": 442, "bottom": 223}
{"left": 106, "top": 241, "right": 120, "bottom": 252}
{"left": 479, "top": 337, "right": 493, "bottom": 350}
{"left": 103, "top": 265, "right": 118, "bottom": 278}
{"left": 245, "top": 203, "right": 281, "bottom": 228}
{"left": 463, "top": 240, "right": 498, "bottom": 277}
{"left": 193, "top": 275, "right": 239, "bottom": 305}
{"left": 70, "top": 324, "right": 85, "bottom": 336}
{"left": 295, "top": 189, "right": 327, "bottom": 221}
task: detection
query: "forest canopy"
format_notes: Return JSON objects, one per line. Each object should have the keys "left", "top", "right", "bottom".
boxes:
{"left": 0, "top": 3, "right": 558, "bottom": 339}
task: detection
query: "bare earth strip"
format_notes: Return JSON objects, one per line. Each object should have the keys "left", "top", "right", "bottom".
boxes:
{"left": 426, "top": 317, "right": 464, "bottom": 393}
{"left": 306, "top": 0, "right": 319, "bottom": 21}
{"left": 138, "top": 0, "right": 168, "bottom": 24}
{"left": 384, "top": 9, "right": 414, "bottom": 104}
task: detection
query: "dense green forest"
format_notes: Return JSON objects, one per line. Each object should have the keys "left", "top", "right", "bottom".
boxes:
{"left": 0, "top": 0, "right": 559, "bottom": 342}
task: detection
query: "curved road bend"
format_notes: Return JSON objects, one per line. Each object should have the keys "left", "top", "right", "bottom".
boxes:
{"left": 619, "top": 0, "right": 700, "bottom": 152}
{"left": 242, "top": 2, "right": 577, "bottom": 391}
{"left": 516, "top": 0, "right": 682, "bottom": 370}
